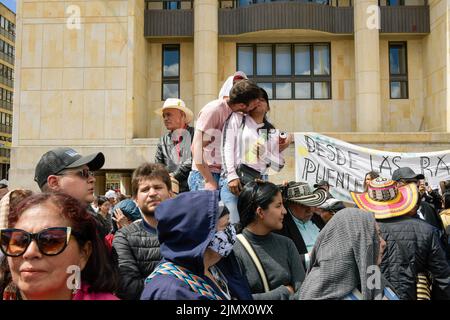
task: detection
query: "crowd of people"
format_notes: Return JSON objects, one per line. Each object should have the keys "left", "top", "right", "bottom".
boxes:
{"left": 0, "top": 76, "right": 449, "bottom": 300}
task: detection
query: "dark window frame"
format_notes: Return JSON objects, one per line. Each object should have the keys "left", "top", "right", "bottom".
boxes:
{"left": 161, "top": 44, "right": 180, "bottom": 100}
{"left": 237, "top": 43, "right": 332, "bottom": 100}
{"left": 163, "top": 1, "right": 181, "bottom": 9}
{"left": 389, "top": 41, "right": 408, "bottom": 100}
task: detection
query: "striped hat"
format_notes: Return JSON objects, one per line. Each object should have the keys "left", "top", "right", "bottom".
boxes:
{"left": 284, "top": 182, "right": 328, "bottom": 207}
{"left": 350, "top": 177, "right": 418, "bottom": 219}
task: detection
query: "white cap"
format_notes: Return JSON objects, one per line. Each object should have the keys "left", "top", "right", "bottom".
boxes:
{"left": 105, "top": 190, "right": 117, "bottom": 199}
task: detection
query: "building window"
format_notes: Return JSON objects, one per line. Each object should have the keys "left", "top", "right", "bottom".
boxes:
{"left": 389, "top": 42, "right": 408, "bottom": 99}
{"left": 0, "top": 112, "right": 12, "bottom": 134}
{"left": 237, "top": 43, "right": 331, "bottom": 100}
{"left": 162, "top": 44, "right": 180, "bottom": 100}
{"left": 163, "top": 1, "right": 181, "bottom": 9}
{"left": 0, "top": 88, "right": 13, "bottom": 103}
{"left": 0, "top": 64, "right": 13, "bottom": 81}
{"left": 0, "top": 15, "right": 15, "bottom": 36}
{"left": 0, "top": 40, "right": 14, "bottom": 58}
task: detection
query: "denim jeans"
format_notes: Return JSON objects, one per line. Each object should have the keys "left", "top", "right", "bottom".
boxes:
{"left": 220, "top": 180, "right": 240, "bottom": 225}
{"left": 188, "top": 170, "right": 221, "bottom": 191}
{"left": 219, "top": 174, "right": 269, "bottom": 225}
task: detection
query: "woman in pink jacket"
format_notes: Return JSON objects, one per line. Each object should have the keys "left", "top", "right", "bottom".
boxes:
{"left": 221, "top": 89, "right": 289, "bottom": 225}
{"left": 1, "top": 193, "right": 119, "bottom": 300}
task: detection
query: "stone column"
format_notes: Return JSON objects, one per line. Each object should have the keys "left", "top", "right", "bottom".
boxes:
{"left": 94, "top": 171, "right": 106, "bottom": 196}
{"left": 193, "top": 0, "right": 218, "bottom": 115}
{"left": 354, "top": 0, "right": 382, "bottom": 132}
{"left": 120, "top": 172, "right": 132, "bottom": 196}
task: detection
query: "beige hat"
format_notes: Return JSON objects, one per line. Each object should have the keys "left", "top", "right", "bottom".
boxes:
{"left": 155, "top": 98, "right": 193, "bottom": 124}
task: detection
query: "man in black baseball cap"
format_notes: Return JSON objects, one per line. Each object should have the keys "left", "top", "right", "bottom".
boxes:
{"left": 392, "top": 167, "right": 424, "bottom": 183}
{"left": 34, "top": 147, "right": 105, "bottom": 205}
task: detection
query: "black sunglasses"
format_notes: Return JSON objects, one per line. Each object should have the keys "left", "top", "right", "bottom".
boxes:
{"left": 0, "top": 227, "right": 79, "bottom": 257}
{"left": 58, "top": 168, "right": 94, "bottom": 179}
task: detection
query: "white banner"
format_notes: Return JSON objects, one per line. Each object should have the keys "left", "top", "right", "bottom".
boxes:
{"left": 295, "top": 133, "right": 450, "bottom": 201}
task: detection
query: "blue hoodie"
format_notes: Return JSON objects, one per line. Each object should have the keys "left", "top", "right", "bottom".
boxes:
{"left": 140, "top": 190, "right": 252, "bottom": 300}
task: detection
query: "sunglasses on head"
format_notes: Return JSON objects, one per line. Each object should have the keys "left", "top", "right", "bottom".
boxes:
{"left": 0, "top": 227, "right": 79, "bottom": 257}
{"left": 58, "top": 168, "right": 94, "bottom": 179}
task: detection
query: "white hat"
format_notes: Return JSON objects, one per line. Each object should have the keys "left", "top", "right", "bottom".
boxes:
{"left": 155, "top": 98, "right": 194, "bottom": 124}
{"left": 105, "top": 190, "right": 117, "bottom": 199}
{"left": 0, "top": 179, "right": 8, "bottom": 187}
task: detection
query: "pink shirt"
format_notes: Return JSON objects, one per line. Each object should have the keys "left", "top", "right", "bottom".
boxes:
{"left": 72, "top": 283, "right": 119, "bottom": 300}
{"left": 222, "top": 113, "right": 285, "bottom": 183}
{"left": 192, "top": 99, "right": 233, "bottom": 173}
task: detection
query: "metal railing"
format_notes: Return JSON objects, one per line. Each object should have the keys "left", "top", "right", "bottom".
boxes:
{"left": 0, "top": 52, "right": 14, "bottom": 65}
{"left": 219, "top": 0, "right": 353, "bottom": 9}
{"left": 0, "top": 28, "right": 14, "bottom": 42}
{"left": 0, "top": 100, "right": 12, "bottom": 111}
{"left": 0, "top": 76, "right": 13, "bottom": 88}
{"left": 0, "top": 124, "right": 12, "bottom": 134}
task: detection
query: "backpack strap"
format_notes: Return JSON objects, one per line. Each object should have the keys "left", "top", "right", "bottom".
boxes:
{"left": 236, "top": 233, "right": 270, "bottom": 292}
{"left": 145, "top": 261, "right": 223, "bottom": 300}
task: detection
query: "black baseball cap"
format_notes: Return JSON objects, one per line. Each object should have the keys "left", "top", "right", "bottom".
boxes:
{"left": 314, "top": 180, "right": 330, "bottom": 188}
{"left": 391, "top": 167, "right": 424, "bottom": 182}
{"left": 34, "top": 147, "right": 105, "bottom": 188}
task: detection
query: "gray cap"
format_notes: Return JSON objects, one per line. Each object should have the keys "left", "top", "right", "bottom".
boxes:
{"left": 0, "top": 179, "right": 8, "bottom": 188}
{"left": 34, "top": 147, "right": 105, "bottom": 188}
{"left": 392, "top": 167, "right": 424, "bottom": 182}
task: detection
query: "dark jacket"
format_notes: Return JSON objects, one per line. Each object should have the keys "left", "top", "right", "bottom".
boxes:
{"left": 276, "top": 207, "right": 325, "bottom": 269}
{"left": 87, "top": 205, "right": 111, "bottom": 238}
{"left": 418, "top": 201, "right": 448, "bottom": 255}
{"left": 155, "top": 126, "right": 194, "bottom": 193}
{"left": 112, "top": 219, "right": 162, "bottom": 300}
{"left": 140, "top": 191, "right": 253, "bottom": 300}
{"left": 421, "top": 189, "right": 442, "bottom": 212}
{"left": 378, "top": 216, "right": 450, "bottom": 300}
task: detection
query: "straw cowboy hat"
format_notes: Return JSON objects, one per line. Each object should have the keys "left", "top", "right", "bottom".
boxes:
{"left": 351, "top": 177, "right": 418, "bottom": 219}
{"left": 155, "top": 98, "right": 194, "bottom": 124}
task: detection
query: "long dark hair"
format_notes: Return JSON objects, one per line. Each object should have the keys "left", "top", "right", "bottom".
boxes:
{"left": 9, "top": 193, "right": 119, "bottom": 294}
{"left": 237, "top": 181, "right": 281, "bottom": 231}
{"left": 259, "top": 88, "right": 275, "bottom": 132}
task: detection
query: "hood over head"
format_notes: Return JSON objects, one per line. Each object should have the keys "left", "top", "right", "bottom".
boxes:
{"left": 155, "top": 190, "right": 220, "bottom": 274}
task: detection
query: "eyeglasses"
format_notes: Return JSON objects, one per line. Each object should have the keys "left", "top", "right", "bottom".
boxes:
{"left": 0, "top": 227, "right": 79, "bottom": 257}
{"left": 58, "top": 168, "right": 94, "bottom": 180}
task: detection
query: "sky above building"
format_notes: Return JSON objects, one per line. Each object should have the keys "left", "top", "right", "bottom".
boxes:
{"left": 1, "top": 0, "right": 16, "bottom": 13}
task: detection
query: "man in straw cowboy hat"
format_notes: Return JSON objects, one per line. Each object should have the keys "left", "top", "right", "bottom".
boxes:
{"left": 351, "top": 177, "right": 450, "bottom": 300}
{"left": 155, "top": 98, "right": 195, "bottom": 193}
{"left": 276, "top": 181, "right": 328, "bottom": 270}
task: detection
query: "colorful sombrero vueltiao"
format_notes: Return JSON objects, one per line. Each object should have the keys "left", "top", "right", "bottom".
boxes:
{"left": 350, "top": 177, "right": 418, "bottom": 219}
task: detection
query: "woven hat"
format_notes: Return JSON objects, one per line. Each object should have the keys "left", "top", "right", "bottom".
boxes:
{"left": 154, "top": 98, "right": 193, "bottom": 124}
{"left": 351, "top": 177, "right": 418, "bottom": 219}
{"left": 284, "top": 181, "right": 327, "bottom": 207}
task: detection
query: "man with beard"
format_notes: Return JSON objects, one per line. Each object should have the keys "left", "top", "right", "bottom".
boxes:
{"left": 112, "top": 163, "right": 174, "bottom": 300}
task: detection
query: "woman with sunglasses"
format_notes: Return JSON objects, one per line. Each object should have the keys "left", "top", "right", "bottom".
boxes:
{"left": 233, "top": 181, "right": 305, "bottom": 300}
{"left": 0, "top": 193, "right": 119, "bottom": 300}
